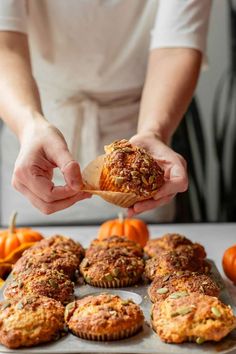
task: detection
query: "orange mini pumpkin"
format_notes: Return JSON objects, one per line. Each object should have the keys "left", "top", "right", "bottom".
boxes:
{"left": 0, "top": 278, "right": 4, "bottom": 288}
{"left": 222, "top": 244, "right": 236, "bottom": 284}
{"left": 97, "top": 214, "right": 149, "bottom": 247}
{"left": 0, "top": 212, "right": 43, "bottom": 260}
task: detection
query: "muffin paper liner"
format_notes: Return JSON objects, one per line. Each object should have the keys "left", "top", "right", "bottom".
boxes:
{"left": 82, "top": 155, "right": 146, "bottom": 208}
{"left": 73, "top": 323, "right": 142, "bottom": 341}
{"left": 84, "top": 277, "right": 140, "bottom": 288}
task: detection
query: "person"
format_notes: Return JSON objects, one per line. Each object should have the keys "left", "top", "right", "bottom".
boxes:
{"left": 0, "top": 0, "right": 212, "bottom": 225}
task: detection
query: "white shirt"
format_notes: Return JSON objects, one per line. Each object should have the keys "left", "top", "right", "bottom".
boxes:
{"left": 0, "top": 0, "right": 211, "bottom": 91}
{"left": 0, "top": 0, "right": 212, "bottom": 225}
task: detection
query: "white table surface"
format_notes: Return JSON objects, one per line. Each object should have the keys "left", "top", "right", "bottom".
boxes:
{"left": 34, "top": 222, "right": 236, "bottom": 304}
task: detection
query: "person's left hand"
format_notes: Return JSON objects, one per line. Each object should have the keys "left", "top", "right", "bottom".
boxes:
{"left": 128, "top": 132, "right": 188, "bottom": 216}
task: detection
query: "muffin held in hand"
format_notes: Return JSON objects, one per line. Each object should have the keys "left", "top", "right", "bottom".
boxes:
{"left": 80, "top": 248, "right": 144, "bottom": 288}
{"left": 151, "top": 292, "right": 236, "bottom": 343}
{"left": 148, "top": 271, "right": 220, "bottom": 303}
{"left": 65, "top": 293, "right": 144, "bottom": 341}
{"left": 4, "top": 268, "right": 74, "bottom": 304}
{"left": 0, "top": 295, "right": 65, "bottom": 349}
{"left": 100, "top": 139, "right": 164, "bottom": 198}
{"left": 145, "top": 249, "right": 211, "bottom": 281}
{"left": 144, "top": 233, "right": 206, "bottom": 259}
{"left": 86, "top": 236, "right": 143, "bottom": 258}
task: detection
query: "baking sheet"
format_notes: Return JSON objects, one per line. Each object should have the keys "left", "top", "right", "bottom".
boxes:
{"left": 0, "top": 261, "right": 236, "bottom": 354}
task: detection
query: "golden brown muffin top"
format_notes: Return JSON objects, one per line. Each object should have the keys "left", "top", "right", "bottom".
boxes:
{"left": 151, "top": 292, "right": 236, "bottom": 344}
{"left": 65, "top": 294, "right": 144, "bottom": 334}
{"left": 145, "top": 249, "right": 210, "bottom": 281}
{"left": 84, "top": 247, "right": 142, "bottom": 262}
{"left": 148, "top": 271, "right": 220, "bottom": 303}
{"left": 4, "top": 268, "right": 74, "bottom": 304}
{"left": 80, "top": 248, "right": 144, "bottom": 282}
{"left": 13, "top": 246, "right": 80, "bottom": 278}
{"left": 0, "top": 295, "right": 65, "bottom": 349}
{"left": 28, "top": 235, "right": 84, "bottom": 260}
{"left": 144, "top": 233, "right": 206, "bottom": 259}
{"left": 0, "top": 294, "right": 64, "bottom": 315}
{"left": 100, "top": 139, "right": 164, "bottom": 197}
{"left": 86, "top": 236, "right": 143, "bottom": 258}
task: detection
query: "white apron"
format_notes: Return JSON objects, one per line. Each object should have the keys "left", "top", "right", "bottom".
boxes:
{"left": 0, "top": 0, "right": 175, "bottom": 225}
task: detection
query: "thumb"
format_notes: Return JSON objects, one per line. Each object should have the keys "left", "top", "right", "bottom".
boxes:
{"left": 62, "top": 158, "right": 83, "bottom": 191}
{"left": 54, "top": 148, "right": 83, "bottom": 191}
{"left": 44, "top": 126, "right": 83, "bottom": 191}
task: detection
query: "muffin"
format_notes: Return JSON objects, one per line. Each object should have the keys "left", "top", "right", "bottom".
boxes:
{"left": 65, "top": 293, "right": 144, "bottom": 341}
{"left": 148, "top": 271, "right": 220, "bottom": 303}
{"left": 28, "top": 234, "right": 84, "bottom": 261}
{"left": 144, "top": 233, "right": 206, "bottom": 259}
{"left": 0, "top": 295, "right": 65, "bottom": 349}
{"left": 13, "top": 247, "right": 80, "bottom": 279}
{"left": 151, "top": 292, "right": 236, "bottom": 343}
{"left": 86, "top": 236, "right": 143, "bottom": 258}
{"left": 100, "top": 139, "right": 164, "bottom": 199}
{"left": 145, "top": 249, "right": 211, "bottom": 281}
{"left": 4, "top": 268, "right": 74, "bottom": 304}
{"left": 80, "top": 248, "right": 144, "bottom": 287}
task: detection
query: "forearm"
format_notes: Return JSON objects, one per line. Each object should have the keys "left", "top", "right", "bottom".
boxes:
{"left": 0, "top": 31, "right": 45, "bottom": 140}
{"left": 138, "top": 48, "right": 202, "bottom": 144}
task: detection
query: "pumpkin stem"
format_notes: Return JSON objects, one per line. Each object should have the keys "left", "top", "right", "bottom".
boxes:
{"left": 118, "top": 212, "right": 124, "bottom": 223}
{"left": 9, "top": 212, "right": 17, "bottom": 234}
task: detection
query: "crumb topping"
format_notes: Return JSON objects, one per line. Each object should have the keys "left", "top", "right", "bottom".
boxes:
{"left": 101, "top": 139, "right": 164, "bottom": 196}
{"left": 65, "top": 294, "right": 144, "bottom": 331}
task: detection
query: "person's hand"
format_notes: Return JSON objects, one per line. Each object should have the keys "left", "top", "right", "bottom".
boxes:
{"left": 128, "top": 132, "right": 188, "bottom": 216}
{"left": 12, "top": 117, "right": 91, "bottom": 214}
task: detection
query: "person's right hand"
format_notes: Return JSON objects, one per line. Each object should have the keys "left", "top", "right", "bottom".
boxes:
{"left": 127, "top": 132, "right": 188, "bottom": 216}
{"left": 12, "top": 117, "right": 91, "bottom": 214}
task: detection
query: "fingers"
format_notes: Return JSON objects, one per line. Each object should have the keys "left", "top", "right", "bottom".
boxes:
{"left": 153, "top": 164, "right": 188, "bottom": 200}
{"left": 52, "top": 149, "right": 83, "bottom": 191}
{"left": 128, "top": 193, "right": 176, "bottom": 217}
{"left": 127, "top": 161, "right": 187, "bottom": 216}
{"left": 12, "top": 123, "right": 88, "bottom": 213}
{"left": 13, "top": 139, "right": 84, "bottom": 202}
{"left": 62, "top": 160, "right": 83, "bottom": 190}
{"left": 14, "top": 181, "right": 91, "bottom": 215}
{"left": 13, "top": 165, "right": 81, "bottom": 203}
{"left": 153, "top": 178, "right": 187, "bottom": 200}
{"left": 43, "top": 130, "right": 83, "bottom": 191}
{"left": 128, "top": 132, "right": 188, "bottom": 216}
